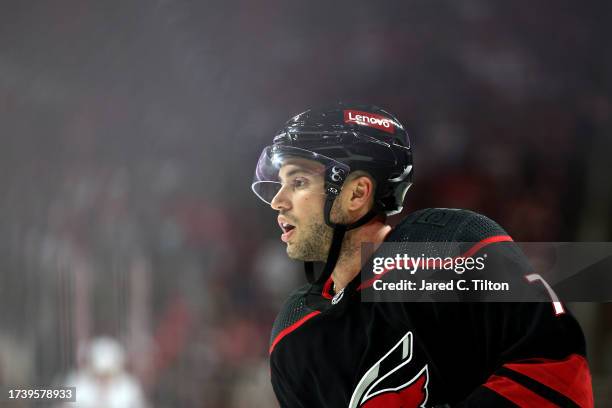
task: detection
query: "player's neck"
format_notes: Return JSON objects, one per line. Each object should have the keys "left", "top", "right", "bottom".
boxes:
{"left": 331, "top": 219, "right": 391, "bottom": 293}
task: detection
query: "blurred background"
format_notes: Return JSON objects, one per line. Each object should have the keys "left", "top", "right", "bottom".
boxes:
{"left": 1, "top": 0, "right": 611, "bottom": 406}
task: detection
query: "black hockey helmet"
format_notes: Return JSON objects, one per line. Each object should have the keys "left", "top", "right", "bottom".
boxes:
{"left": 252, "top": 103, "right": 413, "bottom": 217}
{"left": 252, "top": 103, "right": 413, "bottom": 286}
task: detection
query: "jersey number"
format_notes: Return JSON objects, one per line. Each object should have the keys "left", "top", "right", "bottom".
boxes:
{"left": 525, "top": 273, "right": 565, "bottom": 316}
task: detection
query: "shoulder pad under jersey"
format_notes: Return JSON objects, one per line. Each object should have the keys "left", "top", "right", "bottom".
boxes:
{"left": 388, "top": 208, "right": 510, "bottom": 243}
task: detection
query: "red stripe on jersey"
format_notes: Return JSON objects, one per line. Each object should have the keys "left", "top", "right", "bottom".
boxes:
{"left": 357, "top": 234, "right": 513, "bottom": 291}
{"left": 484, "top": 375, "right": 558, "bottom": 407}
{"left": 269, "top": 311, "right": 321, "bottom": 355}
{"left": 357, "top": 267, "right": 392, "bottom": 291}
{"left": 322, "top": 275, "right": 334, "bottom": 299}
{"left": 462, "top": 235, "right": 513, "bottom": 258}
{"left": 504, "top": 354, "right": 593, "bottom": 408}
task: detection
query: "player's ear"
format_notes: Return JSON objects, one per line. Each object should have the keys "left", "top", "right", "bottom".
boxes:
{"left": 347, "top": 175, "right": 374, "bottom": 211}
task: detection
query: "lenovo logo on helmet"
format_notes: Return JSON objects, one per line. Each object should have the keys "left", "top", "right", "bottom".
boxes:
{"left": 344, "top": 110, "right": 395, "bottom": 134}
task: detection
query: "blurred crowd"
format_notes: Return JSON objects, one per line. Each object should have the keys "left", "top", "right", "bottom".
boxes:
{"left": 1, "top": 0, "right": 611, "bottom": 406}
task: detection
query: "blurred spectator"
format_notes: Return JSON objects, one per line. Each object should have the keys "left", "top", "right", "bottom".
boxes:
{"left": 60, "top": 337, "right": 146, "bottom": 408}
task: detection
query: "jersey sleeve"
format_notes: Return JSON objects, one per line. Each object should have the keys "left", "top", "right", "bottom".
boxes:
{"left": 268, "top": 284, "right": 318, "bottom": 408}
{"left": 271, "top": 356, "right": 307, "bottom": 408}
{"left": 453, "top": 302, "right": 593, "bottom": 408}
{"left": 390, "top": 209, "right": 594, "bottom": 407}
{"left": 451, "top": 214, "right": 594, "bottom": 407}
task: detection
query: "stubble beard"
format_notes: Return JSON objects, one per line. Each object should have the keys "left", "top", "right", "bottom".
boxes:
{"left": 286, "top": 205, "right": 354, "bottom": 262}
{"left": 286, "top": 215, "right": 332, "bottom": 261}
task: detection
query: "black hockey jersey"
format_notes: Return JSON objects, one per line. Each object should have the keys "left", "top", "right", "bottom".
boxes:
{"left": 269, "top": 208, "right": 593, "bottom": 407}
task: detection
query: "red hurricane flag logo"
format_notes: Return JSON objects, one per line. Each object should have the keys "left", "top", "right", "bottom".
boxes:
{"left": 349, "top": 332, "right": 429, "bottom": 408}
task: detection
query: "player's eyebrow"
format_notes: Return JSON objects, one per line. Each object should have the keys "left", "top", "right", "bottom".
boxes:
{"left": 279, "top": 168, "right": 313, "bottom": 183}
{"left": 287, "top": 168, "right": 314, "bottom": 177}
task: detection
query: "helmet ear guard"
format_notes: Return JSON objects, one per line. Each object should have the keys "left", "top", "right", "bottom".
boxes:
{"left": 322, "top": 162, "right": 349, "bottom": 228}
{"left": 382, "top": 162, "right": 413, "bottom": 215}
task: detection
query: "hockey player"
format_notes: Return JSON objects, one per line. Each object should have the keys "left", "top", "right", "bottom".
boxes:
{"left": 251, "top": 103, "right": 593, "bottom": 407}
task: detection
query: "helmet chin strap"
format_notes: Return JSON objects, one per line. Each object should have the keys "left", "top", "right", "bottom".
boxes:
{"left": 304, "top": 193, "right": 377, "bottom": 285}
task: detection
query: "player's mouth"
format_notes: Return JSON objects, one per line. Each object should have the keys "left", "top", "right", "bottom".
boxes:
{"left": 278, "top": 218, "right": 297, "bottom": 243}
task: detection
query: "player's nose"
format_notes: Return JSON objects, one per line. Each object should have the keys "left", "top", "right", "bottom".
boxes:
{"left": 270, "top": 185, "right": 291, "bottom": 211}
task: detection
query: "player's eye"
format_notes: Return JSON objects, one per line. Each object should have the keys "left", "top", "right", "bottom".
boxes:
{"left": 291, "top": 177, "right": 309, "bottom": 190}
